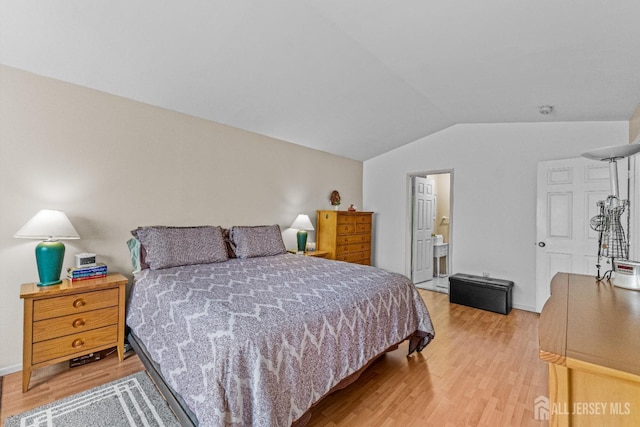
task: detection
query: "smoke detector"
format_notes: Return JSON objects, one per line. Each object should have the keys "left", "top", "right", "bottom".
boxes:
{"left": 539, "top": 105, "right": 554, "bottom": 115}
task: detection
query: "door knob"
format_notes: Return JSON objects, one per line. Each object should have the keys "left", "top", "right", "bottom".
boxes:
{"left": 538, "top": 242, "right": 546, "bottom": 247}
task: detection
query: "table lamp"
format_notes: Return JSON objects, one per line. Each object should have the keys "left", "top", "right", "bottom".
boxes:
{"left": 290, "top": 214, "right": 314, "bottom": 254}
{"left": 15, "top": 209, "right": 80, "bottom": 286}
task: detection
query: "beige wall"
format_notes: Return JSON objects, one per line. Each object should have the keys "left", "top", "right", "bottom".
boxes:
{"left": 431, "top": 173, "right": 450, "bottom": 243}
{"left": 430, "top": 173, "right": 451, "bottom": 275}
{"left": 0, "top": 65, "right": 363, "bottom": 372}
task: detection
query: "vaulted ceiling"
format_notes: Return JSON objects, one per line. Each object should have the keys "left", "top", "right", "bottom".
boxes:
{"left": 2, "top": 1, "right": 640, "bottom": 160}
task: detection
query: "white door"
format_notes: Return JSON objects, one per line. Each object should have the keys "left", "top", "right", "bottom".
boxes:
{"left": 535, "top": 157, "right": 628, "bottom": 312}
{"left": 412, "top": 177, "right": 435, "bottom": 283}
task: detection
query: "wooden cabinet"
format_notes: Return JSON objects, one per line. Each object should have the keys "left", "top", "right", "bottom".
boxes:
{"left": 316, "top": 210, "right": 373, "bottom": 265}
{"left": 539, "top": 273, "right": 640, "bottom": 426}
{"left": 20, "top": 273, "right": 127, "bottom": 392}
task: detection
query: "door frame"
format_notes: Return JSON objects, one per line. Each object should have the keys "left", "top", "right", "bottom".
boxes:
{"left": 405, "top": 169, "right": 454, "bottom": 282}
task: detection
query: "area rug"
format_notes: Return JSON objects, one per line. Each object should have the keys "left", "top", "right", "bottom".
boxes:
{"left": 5, "top": 371, "right": 179, "bottom": 427}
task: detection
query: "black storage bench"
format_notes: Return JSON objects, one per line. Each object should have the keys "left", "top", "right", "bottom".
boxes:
{"left": 449, "top": 273, "right": 514, "bottom": 315}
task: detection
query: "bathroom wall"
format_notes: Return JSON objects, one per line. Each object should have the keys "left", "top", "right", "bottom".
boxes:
{"left": 430, "top": 173, "right": 451, "bottom": 243}
{"left": 429, "top": 173, "right": 451, "bottom": 274}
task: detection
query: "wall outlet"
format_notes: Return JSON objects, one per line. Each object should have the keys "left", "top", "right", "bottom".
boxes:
{"left": 482, "top": 272, "right": 490, "bottom": 278}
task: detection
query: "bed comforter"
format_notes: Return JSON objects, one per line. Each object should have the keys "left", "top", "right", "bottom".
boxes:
{"left": 126, "top": 254, "right": 434, "bottom": 426}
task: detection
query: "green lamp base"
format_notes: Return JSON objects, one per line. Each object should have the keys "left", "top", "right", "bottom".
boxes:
{"left": 35, "top": 240, "right": 65, "bottom": 286}
{"left": 297, "top": 230, "right": 308, "bottom": 253}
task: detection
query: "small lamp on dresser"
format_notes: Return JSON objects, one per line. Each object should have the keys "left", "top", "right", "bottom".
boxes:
{"left": 291, "top": 214, "right": 314, "bottom": 254}
{"left": 15, "top": 209, "right": 80, "bottom": 286}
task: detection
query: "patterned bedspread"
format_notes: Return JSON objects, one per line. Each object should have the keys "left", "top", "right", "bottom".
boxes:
{"left": 126, "top": 254, "right": 434, "bottom": 426}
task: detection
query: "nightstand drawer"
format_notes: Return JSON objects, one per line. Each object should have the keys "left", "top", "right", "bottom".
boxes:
{"left": 33, "top": 307, "right": 119, "bottom": 343}
{"left": 33, "top": 288, "right": 119, "bottom": 321}
{"left": 32, "top": 325, "right": 118, "bottom": 364}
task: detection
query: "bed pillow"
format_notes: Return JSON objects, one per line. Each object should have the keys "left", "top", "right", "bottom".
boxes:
{"left": 230, "top": 225, "right": 287, "bottom": 259}
{"left": 126, "top": 238, "right": 142, "bottom": 273}
{"left": 131, "top": 225, "right": 228, "bottom": 270}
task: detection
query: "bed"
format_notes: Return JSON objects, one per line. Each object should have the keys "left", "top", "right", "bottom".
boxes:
{"left": 125, "top": 224, "right": 434, "bottom": 427}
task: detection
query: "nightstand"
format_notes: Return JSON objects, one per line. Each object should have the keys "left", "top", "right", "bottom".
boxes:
{"left": 303, "top": 251, "right": 329, "bottom": 258}
{"left": 287, "top": 250, "right": 329, "bottom": 258}
{"left": 20, "top": 273, "right": 128, "bottom": 392}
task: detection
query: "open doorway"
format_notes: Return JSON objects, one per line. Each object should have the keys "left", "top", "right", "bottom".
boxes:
{"left": 407, "top": 170, "right": 453, "bottom": 293}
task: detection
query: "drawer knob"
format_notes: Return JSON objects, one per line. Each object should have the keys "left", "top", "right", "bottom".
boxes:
{"left": 73, "top": 298, "right": 86, "bottom": 308}
{"left": 71, "top": 338, "right": 85, "bottom": 348}
{"left": 72, "top": 318, "right": 86, "bottom": 328}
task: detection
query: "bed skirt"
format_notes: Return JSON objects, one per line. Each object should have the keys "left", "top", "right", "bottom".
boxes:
{"left": 128, "top": 331, "right": 423, "bottom": 427}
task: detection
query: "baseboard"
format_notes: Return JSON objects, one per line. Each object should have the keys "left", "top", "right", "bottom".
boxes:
{"left": 513, "top": 303, "right": 537, "bottom": 313}
{"left": 0, "top": 363, "right": 22, "bottom": 377}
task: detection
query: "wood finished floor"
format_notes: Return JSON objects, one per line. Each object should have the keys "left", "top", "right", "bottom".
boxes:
{"left": 0, "top": 290, "right": 548, "bottom": 426}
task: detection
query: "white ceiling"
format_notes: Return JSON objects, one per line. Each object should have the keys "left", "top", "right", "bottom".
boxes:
{"left": 2, "top": 1, "right": 640, "bottom": 160}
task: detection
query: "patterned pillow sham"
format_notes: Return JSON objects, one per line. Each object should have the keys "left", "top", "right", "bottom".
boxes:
{"left": 131, "top": 225, "right": 228, "bottom": 270}
{"left": 230, "top": 225, "right": 286, "bottom": 259}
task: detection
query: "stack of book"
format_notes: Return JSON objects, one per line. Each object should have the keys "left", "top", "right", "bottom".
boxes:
{"left": 67, "top": 263, "right": 108, "bottom": 282}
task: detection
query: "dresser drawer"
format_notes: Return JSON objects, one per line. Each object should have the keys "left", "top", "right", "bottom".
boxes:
{"left": 336, "top": 250, "right": 371, "bottom": 263}
{"left": 32, "top": 325, "right": 118, "bottom": 364}
{"left": 348, "top": 242, "right": 370, "bottom": 253}
{"left": 32, "top": 307, "right": 119, "bottom": 343}
{"left": 356, "top": 223, "right": 371, "bottom": 233}
{"left": 337, "top": 216, "right": 355, "bottom": 226}
{"left": 337, "top": 224, "right": 356, "bottom": 235}
{"left": 336, "top": 242, "right": 370, "bottom": 255}
{"left": 33, "top": 288, "right": 119, "bottom": 321}
{"left": 355, "top": 215, "right": 372, "bottom": 224}
{"left": 337, "top": 234, "right": 369, "bottom": 245}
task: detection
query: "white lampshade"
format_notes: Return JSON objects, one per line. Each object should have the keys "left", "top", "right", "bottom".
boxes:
{"left": 15, "top": 209, "right": 80, "bottom": 241}
{"left": 291, "top": 214, "right": 314, "bottom": 231}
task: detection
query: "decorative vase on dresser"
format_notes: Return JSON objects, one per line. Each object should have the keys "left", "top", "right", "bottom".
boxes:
{"left": 316, "top": 210, "right": 373, "bottom": 265}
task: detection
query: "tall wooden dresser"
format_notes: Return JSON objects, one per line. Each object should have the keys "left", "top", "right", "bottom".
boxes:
{"left": 316, "top": 210, "right": 373, "bottom": 265}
